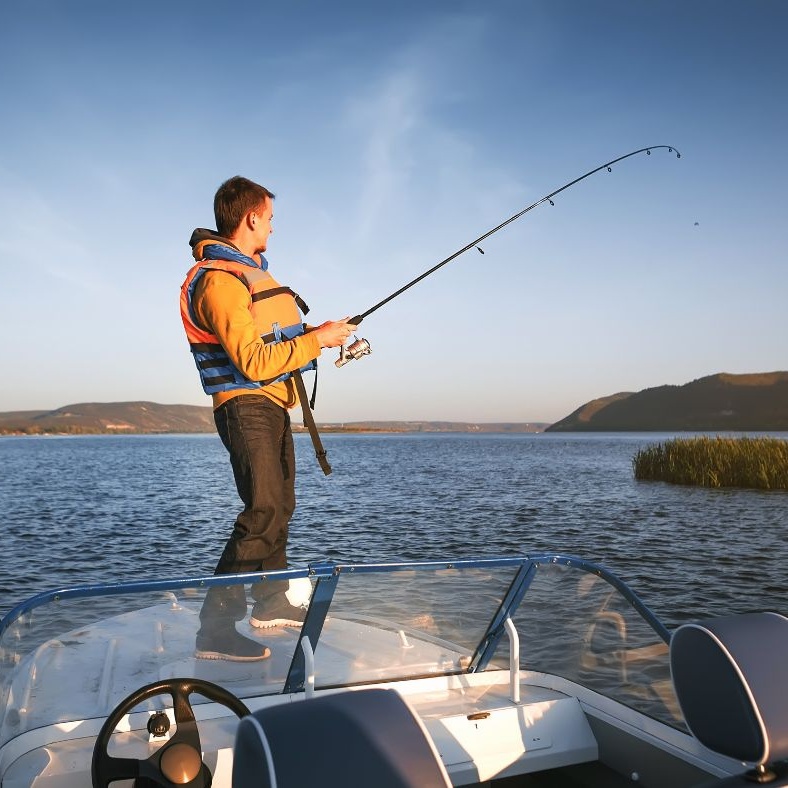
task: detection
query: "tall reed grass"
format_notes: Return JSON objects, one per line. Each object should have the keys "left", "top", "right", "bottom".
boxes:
{"left": 632, "top": 436, "right": 788, "bottom": 489}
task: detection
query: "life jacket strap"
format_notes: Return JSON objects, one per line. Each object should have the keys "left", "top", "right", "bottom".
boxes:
{"left": 292, "top": 369, "right": 331, "bottom": 476}
{"left": 251, "top": 287, "right": 310, "bottom": 315}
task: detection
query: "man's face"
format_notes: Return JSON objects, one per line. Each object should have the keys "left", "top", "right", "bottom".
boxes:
{"left": 251, "top": 197, "right": 274, "bottom": 253}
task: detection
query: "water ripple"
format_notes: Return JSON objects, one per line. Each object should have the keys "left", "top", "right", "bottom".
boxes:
{"left": 1, "top": 432, "right": 786, "bottom": 627}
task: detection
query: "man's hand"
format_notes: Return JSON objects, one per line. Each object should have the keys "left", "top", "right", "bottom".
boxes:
{"left": 313, "top": 318, "right": 357, "bottom": 349}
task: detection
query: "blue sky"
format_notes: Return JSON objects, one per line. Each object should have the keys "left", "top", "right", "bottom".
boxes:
{"left": 1, "top": 0, "right": 785, "bottom": 423}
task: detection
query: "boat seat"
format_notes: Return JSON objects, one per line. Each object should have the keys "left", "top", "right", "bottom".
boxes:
{"left": 670, "top": 611, "right": 788, "bottom": 786}
{"left": 232, "top": 687, "right": 452, "bottom": 787}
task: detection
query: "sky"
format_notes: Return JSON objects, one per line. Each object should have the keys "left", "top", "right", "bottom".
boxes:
{"left": 1, "top": 0, "right": 785, "bottom": 424}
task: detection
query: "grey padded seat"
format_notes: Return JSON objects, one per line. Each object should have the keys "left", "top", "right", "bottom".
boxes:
{"left": 232, "top": 687, "right": 451, "bottom": 787}
{"left": 670, "top": 611, "right": 788, "bottom": 786}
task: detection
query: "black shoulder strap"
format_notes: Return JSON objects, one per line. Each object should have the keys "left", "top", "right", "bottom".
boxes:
{"left": 292, "top": 369, "right": 331, "bottom": 475}
{"left": 251, "top": 287, "right": 310, "bottom": 315}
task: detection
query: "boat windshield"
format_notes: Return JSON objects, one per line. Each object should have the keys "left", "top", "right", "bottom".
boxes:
{"left": 0, "top": 555, "right": 682, "bottom": 747}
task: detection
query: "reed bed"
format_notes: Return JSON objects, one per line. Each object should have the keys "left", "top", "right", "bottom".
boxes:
{"left": 632, "top": 436, "right": 788, "bottom": 489}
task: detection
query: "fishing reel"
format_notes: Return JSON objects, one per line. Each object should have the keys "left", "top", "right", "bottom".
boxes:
{"left": 336, "top": 337, "right": 371, "bottom": 368}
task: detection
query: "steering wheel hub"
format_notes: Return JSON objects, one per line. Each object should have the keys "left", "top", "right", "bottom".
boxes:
{"left": 160, "top": 742, "right": 203, "bottom": 784}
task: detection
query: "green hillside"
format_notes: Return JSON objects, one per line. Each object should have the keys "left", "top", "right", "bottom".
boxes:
{"left": 548, "top": 372, "right": 788, "bottom": 431}
{"left": 0, "top": 401, "right": 215, "bottom": 435}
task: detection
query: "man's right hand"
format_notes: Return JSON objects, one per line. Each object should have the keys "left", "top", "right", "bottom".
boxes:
{"left": 313, "top": 318, "right": 357, "bottom": 349}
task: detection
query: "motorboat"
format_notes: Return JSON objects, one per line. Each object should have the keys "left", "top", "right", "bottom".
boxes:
{"left": 1, "top": 554, "right": 786, "bottom": 786}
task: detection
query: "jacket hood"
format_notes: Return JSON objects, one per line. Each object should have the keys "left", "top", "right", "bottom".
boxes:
{"left": 188, "top": 228, "right": 267, "bottom": 270}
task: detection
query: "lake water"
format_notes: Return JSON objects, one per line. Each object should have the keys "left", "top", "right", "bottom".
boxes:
{"left": 1, "top": 432, "right": 786, "bottom": 627}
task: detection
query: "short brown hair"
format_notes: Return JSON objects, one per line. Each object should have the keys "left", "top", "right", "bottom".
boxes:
{"left": 213, "top": 176, "right": 275, "bottom": 237}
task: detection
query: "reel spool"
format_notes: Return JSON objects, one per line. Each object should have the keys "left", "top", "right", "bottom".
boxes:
{"left": 336, "top": 337, "right": 371, "bottom": 368}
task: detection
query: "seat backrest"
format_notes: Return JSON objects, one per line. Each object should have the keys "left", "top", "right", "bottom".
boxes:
{"left": 670, "top": 611, "right": 788, "bottom": 766}
{"left": 232, "top": 687, "right": 451, "bottom": 788}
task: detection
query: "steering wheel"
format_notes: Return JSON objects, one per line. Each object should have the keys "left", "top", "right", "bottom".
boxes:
{"left": 92, "top": 678, "right": 250, "bottom": 788}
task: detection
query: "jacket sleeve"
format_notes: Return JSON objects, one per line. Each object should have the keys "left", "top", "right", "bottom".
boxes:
{"left": 192, "top": 270, "right": 321, "bottom": 381}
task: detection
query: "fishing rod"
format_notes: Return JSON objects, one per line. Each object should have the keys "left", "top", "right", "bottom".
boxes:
{"left": 336, "top": 144, "right": 681, "bottom": 368}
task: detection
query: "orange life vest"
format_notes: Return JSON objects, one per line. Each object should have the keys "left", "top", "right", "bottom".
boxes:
{"left": 180, "top": 258, "right": 313, "bottom": 395}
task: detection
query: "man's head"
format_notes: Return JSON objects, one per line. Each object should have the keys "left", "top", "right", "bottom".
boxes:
{"left": 214, "top": 176, "right": 275, "bottom": 255}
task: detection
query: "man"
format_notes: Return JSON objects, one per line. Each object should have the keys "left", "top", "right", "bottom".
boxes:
{"left": 180, "top": 176, "right": 354, "bottom": 661}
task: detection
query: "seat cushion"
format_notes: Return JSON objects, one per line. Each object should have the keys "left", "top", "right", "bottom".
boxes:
{"left": 670, "top": 612, "right": 788, "bottom": 764}
{"left": 233, "top": 687, "right": 451, "bottom": 787}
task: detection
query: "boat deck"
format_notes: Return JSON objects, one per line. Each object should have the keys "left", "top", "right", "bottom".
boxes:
{"left": 0, "top": 556, "right": 747, "bottom": 787}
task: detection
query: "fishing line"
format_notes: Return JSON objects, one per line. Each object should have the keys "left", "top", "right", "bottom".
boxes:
{"left": 336, "top": 144, "right": 681, "bottom": 368}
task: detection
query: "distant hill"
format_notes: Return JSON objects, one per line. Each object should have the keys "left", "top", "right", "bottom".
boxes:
{"left": 547, "top": 372, "right": 788, "bottom": 431}
{"left": 0, "top": 402, "right": 547, "bottom": 435}
{"left": 5, "top": 372, "right": 784, "bottom": 435}
{"left": 0, "top": 401, "right": 215, "bottom": 434}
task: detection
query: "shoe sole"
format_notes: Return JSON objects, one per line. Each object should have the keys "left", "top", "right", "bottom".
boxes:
{"left": 250, "top": 617, "right": 304, "bottom": 629}
{"left": 195, "top": 646, "right": 271, "bottom": 662}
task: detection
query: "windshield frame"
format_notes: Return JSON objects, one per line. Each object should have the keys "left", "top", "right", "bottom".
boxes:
{"left": 0, "top": 554, "right": 677, "bottom": 747}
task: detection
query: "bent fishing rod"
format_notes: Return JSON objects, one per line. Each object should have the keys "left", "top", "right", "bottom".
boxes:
{"left": 335, "top": 144, "right": 681, "bottom": 368}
